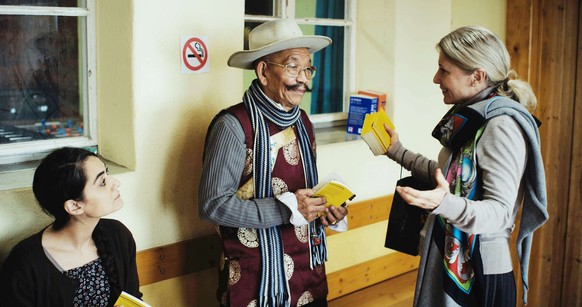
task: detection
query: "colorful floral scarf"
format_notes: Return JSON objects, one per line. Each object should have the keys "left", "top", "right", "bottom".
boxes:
{"left": 431, "top": 99, "right": 490, "bottom": 304}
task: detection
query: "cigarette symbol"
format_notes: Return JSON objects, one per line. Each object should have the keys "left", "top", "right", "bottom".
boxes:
{"left": 188, "top": 42, "right": 204, "bottom": 58}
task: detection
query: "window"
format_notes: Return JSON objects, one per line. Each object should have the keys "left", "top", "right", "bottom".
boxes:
{"left": 244, "top": 0, "right": 355, "bottom": 144}
{"left": 0, "top": 0, "right": 96, "bottom": 166}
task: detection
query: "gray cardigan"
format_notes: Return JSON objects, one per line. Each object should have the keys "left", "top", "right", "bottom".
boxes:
{"left": 470, "top": 97, "right": 548, "bottom": 304}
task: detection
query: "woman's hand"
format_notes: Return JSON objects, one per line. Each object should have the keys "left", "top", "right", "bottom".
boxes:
{"left": 384, "top": 123, "right": 400, "bottom": 151}
{"left": 320, "top": 204, "right": 348, "bottom": 227}
{"left": 295, "top": 189, "right": 327, "bottom": 222}
{"left": 396, "top": 168, "right": 449, "bottom": 210}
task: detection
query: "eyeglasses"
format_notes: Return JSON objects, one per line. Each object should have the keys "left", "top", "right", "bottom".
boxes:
{"left": 266, "top": 61, "right": 317, "bottom": 79}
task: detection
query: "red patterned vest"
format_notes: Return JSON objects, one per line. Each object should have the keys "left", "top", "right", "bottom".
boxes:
{"left": 216, "top": 103, "right": 328, "bottom": 307}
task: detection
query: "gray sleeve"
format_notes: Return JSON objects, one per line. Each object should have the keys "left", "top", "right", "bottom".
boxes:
{"left": 432, "top": 115, "right": 527, "bottom": 234}
{"left": 198, "top": 113, "right": 292, "bottom": 229}
{"left": 386, "top": 141, "right": 438, "bottom": 186}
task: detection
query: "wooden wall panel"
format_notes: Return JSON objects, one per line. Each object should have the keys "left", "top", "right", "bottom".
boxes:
{"left": 136, "top": 234, "right": 221, "bottom": 285}
{"left": 529, "top": 1, "right": 578, "bottom": 306}
{"left": 326, "top": 194, "right": 392, "bottom": 236}
{"left": 506, "top": 4, "right": 531, "bottom": 303}
{"left": 506, "top": 0, "right": 532, "bottom": 80}
{"left": 529, "top": 4, "right": 564, "bottom": 305}
{"left": 562, "top": 2, "right": 582, "bottom": 305}
{"left": 506, "top": 0, "right": 580, "bottom": 306}
{"left": 326, "top": 252, "right": 419, "bottom": 301}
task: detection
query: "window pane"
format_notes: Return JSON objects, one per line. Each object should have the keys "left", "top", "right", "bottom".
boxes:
{"left": 310, "top": 25, "right": 344, "bottom": 114}
{"left": 245, "top": 0, "right": 273, "bottom": 16}
{"left": 296, "top": 0, "right": 345, "bottom": 19}
{"left": 0, "top": 14, "right": 85, "bottom": 144}
{"left": 242, "top": 22, "right": 259, "bottom": 95}
{"left": 0, "top": 0, "right": 84, "bottom": 7}
{"left": 243, "top": 21, "right": 262, "bottom": 50}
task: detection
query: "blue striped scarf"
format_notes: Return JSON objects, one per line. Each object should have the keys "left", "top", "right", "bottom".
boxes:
{"left": 243, "top": 80, "right": 326, "bottom": 307}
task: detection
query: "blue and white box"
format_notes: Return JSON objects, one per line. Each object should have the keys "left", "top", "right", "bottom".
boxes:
{"left": 346, "top": 94, "right": 378, "bottom": 136}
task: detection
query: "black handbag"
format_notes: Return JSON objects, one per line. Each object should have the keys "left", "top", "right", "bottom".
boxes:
{"left": 384, "top": 165, "right": 431, "bottom": 256}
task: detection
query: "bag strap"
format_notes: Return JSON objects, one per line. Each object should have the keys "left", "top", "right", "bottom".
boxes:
{"left": 399, "top": 149, "right": 407, "bottom": 179}
{"left": 399, "top": 149, "right": 431, "bottom": 185}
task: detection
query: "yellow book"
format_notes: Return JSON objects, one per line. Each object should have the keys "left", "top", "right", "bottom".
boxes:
{"left": 361, "top": 108, "right": 395, "bottom": 156}
{"left": 114, "top": 291, "right": 152, "bottom": 307}
{"left": 313, "top": 171, "right": 356, "bottom": 207}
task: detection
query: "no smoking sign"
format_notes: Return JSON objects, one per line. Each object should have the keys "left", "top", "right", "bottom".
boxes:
{"left": 181, "top": 35, "right": 209, "bottom": 74}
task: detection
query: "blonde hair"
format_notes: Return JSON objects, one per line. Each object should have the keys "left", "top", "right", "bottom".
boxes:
{"left": 436, "top": 26, "right": 537, "bottom": 112}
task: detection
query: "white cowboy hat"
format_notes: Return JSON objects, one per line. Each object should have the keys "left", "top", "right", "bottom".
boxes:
{"left": 227, "top": 19, "right": 332, "bottom": 70}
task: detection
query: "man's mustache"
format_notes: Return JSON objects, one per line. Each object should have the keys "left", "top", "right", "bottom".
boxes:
{"left": 288, "top": 84, "right": 312, "bottom": 93}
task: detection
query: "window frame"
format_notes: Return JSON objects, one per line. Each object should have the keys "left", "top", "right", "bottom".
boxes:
{"left": 244, "top": 0, "right": 356, "bottom": 127}
{"left": 0, "top": 2, "right": 97, "bottom": 166}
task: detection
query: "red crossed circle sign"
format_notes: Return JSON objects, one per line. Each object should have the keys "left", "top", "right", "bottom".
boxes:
{"left": 182, "top": 37, "right": 208, "bottom": 71}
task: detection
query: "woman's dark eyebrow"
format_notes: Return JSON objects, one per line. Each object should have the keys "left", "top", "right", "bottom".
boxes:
{"left": 93, "top": 171, "right": 106, "bottom": 185}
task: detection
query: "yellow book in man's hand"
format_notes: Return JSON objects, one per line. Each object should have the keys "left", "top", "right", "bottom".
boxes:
{"left": 312, "top": 171, "right": 356, "bottom": 207}
{"left": 114, "top": 291, "right": 152, "bottom": 307}
{"left": 361, "top": 108, "right": 395, "bottom": 156}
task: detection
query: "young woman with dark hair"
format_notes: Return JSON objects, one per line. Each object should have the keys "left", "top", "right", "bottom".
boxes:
{"left": 0, "top": 147, "right": 142, "bottom": 306}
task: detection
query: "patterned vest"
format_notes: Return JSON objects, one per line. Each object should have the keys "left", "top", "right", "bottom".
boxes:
{"left": 216, "top": 103, "right": 328, "bottom": 307}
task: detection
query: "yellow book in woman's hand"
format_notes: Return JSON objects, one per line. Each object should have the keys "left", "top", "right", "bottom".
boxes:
{"left": 361, "top": 108, "right": 395, "bottom": 155}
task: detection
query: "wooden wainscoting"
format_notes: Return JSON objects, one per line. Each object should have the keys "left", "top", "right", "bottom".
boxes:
{"left": 136, "top": 194, "right": 419, "bottom": 300}
{"left": 136, "top": 234, "right": 221, "bottom": 286}
{"left": 326, "top": 252, "right": 418, "bottom": 300}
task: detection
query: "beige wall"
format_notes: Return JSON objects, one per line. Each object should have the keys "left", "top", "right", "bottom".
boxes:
{"left": 0, "top": 0, "right": 505, "bottom": 306}
{"left": 98, "top": 0, "right": 244, "bottom": 251}
{"left": 452, "top": 0, "right": 506, "bottom": 37}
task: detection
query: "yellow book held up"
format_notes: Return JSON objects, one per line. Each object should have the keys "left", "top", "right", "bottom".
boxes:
{"left": 361, "top": 108, "right": 395, "bottom": 156}
{"left": 312, "top": 171, "right": 356, "bottom": 207}
{"left": 114, "top": 291, "right": 152, "bottom": 307}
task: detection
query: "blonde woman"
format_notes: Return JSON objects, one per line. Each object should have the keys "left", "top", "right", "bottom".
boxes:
{"left": 383, "top": 26, "right": 548, "bottom": 306}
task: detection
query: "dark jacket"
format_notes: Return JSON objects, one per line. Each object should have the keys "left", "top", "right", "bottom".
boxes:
{"left": 0, "top": 218, "right": 141, "bottom": 307}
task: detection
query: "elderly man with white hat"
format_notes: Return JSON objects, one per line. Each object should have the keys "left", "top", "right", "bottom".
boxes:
{"left": 198, "top": 19, "right": 348, "bottom": 307}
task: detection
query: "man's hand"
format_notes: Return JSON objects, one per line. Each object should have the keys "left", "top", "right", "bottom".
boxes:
{"left": 395, "top": 168, "right": 449, "bottom": 210}
{"left": 320, "top": 204, "right": 348, "bottom": 227}
{"left": 295, "top": 189, "right": 327, "bottom": 222}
